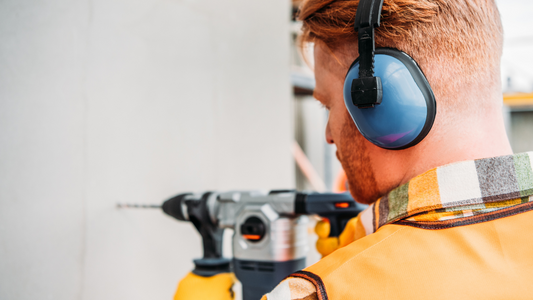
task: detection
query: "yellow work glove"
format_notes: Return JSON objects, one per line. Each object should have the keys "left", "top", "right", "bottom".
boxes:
{"left": 173, "top": 272, "right": 236, "bottom": 300}
{"left": 315, "top": 217, "right": 365, "bottom": 257}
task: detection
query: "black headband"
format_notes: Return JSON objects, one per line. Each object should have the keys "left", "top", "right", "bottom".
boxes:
{"left": 350, "top": 0, "right": 384, "bottom": 108}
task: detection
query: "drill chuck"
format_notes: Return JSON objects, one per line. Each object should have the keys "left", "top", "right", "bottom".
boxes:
{"left": 161, "top": 193, "right": 191, "bottom": 221}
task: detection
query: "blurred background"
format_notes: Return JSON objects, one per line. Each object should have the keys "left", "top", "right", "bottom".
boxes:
{"left": 0, "top": 0, "right": 531, "bottom": 299}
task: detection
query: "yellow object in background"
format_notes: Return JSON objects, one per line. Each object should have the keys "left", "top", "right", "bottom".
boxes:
{"left": 314, "top": 216, "right": 364, "bottom": 257}
{"left": 174, "top": 272, "right": 236, "bottom": 300}
{"left": 503, "top": 92, "right": 533, "bottom": 107}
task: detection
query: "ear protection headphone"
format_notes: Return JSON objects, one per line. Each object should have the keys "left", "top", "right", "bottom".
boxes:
{"left": 344, "top": 0, "right": 436, "bottom": 150}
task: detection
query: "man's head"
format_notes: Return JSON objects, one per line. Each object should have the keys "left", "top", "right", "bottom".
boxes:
{"left": 299, "top": 0, "right": 512, "bottom": 204}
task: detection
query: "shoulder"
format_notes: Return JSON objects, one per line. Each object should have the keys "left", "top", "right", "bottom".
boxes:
{"left": 306, "top": 224, "right": 407, "bottom": 279}
{"left": 264, "top": 225, "right": 407, "bottom": 300}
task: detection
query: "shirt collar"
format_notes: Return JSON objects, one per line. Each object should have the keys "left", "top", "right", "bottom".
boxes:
{"left": 358, "top": 152, "right": 533, "bottom": 236}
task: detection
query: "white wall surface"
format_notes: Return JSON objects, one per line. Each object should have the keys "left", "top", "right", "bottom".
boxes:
{"left": 498, "top": 0, "right": 533, "bottom": 92}
{"left": 0, "top": 0, "right": 293, "bottom": 299}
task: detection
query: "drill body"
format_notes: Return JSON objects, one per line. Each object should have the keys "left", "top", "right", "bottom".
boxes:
{"left": 162, "top": 190, "right": 365, "bottom": 300}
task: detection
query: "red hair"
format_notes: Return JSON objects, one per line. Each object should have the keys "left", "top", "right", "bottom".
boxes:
{"left": 297, "top": 0, "right": 504, "bottom": 109}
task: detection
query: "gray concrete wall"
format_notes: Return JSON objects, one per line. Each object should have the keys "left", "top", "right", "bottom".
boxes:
{"left": 0, "top": 1, "right": 293, "bottom": 299}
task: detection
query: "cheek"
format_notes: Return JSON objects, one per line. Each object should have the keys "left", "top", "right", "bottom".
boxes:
{"left": 328, "top": 105, "right": 349, "bottom": 140}
{"left": 337, "top": 109, "right": 367, "bottom": 162}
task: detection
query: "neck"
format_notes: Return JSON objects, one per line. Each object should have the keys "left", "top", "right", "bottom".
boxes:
{"left": 408, "top": 108, "right": 511, "bottom": 183}
{"left": 372, "top": 101, "right": 513, "bottom": 195}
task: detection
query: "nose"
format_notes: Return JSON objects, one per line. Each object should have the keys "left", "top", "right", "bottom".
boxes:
{"left": 325, "top": 119, "right": 334, "bottom": 145}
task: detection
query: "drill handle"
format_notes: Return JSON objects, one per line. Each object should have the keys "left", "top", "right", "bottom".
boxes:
{"left": 162, "top": 192, "right": 230, "bottom": 276}
{"left": 187, "top": 192, "right": 224, "bottom": 259}
{"left": 162, "top": 192, "right": 224, "bottom": 259}
{"left": 317, "top": 212, "right": 356, "bottom": 237}
{"left": 295, "top": 192, "right": 367, "bottom": 237}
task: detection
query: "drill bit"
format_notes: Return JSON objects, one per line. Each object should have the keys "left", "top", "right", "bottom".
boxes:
{"left": 116, "top": 203, "right": 162, "bottom": 209}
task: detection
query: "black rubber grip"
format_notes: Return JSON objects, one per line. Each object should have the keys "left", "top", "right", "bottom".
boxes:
{"left": 162, "top": 193, "right": 191, "bottom": 221}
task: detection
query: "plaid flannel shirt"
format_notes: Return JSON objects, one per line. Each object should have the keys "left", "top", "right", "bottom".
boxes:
{"left": 264, "top": 152, "right": 533, "bottom": 300}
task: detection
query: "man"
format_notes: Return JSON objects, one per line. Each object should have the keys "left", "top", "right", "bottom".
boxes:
{"left": 263, "top": 0, "right": 533, "bottom": 299}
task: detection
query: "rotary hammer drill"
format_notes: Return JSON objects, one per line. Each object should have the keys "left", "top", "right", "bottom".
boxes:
{"left": 161, "top": 190, "right": 365, "bottom": 300}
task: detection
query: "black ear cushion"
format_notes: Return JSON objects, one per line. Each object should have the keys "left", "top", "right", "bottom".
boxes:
{"left": 377, "top": 48, "right": 437, "bottom": 149}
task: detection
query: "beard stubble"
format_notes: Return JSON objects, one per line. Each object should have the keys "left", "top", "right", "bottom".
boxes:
{"left": 337, "top": 112, "right": 382, "bottom": 204}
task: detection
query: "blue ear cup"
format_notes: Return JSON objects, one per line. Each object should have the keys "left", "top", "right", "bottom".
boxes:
{"left": 343, "top": 48, "right": 436, "bottom": 150}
